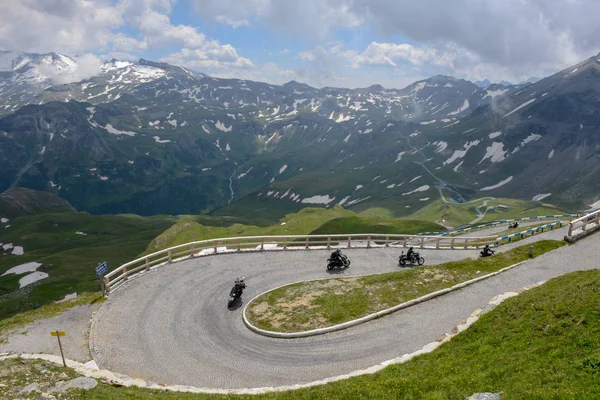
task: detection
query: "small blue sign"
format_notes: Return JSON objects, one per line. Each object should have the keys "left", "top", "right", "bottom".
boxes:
{"left": 95, "top": 262, "right": 108, "bottom": 278}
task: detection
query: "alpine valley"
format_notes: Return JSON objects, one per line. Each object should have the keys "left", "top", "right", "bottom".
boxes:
{"left": 1, "top": 50, "right": 600, "bottom": 220}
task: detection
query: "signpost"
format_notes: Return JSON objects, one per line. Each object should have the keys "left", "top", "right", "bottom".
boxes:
{"left": 51, "top": 330, "right": 67, "bottom": 367}
{"left": 96, "top": 261, "right": 108, "bottom": 296}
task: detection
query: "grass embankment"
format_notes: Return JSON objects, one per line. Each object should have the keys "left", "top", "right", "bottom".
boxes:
{"left": 410, "top": 198, "right": 567, "bottom": 228}
{"left": 3, "top": 268, "right": 600, "bottom": 399}
{"left": 0, "top": 213, "right": 175, "bottom": 320}
{"left": 144, "top": 206, "right": 444, "bottom": 254}
{"left": 246, "top": 241, "right": 565, "bottom": 332}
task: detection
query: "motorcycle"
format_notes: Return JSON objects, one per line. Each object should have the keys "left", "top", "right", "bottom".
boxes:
{"left": 479, "top": 248, "right": 495, "bottom": 258}
{"left": 228, "top": 278, "right": 246, "bottom": 308}
{"left": 327, "top": 253, "right": 350, "bottom": 270}
{"left": 398, "top": 251, "right": 425, "bottom": 266}
{"left": 509, "top": 222, "right": 519, "bottom": 229}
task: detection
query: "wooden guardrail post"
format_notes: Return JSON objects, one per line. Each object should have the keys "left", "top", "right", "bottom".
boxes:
{"left": 260, "top": 238, "right": 264, "bottom": 251}
{"left": 451, "top": 238, "right": 455, "bottom": 249}
{"left": 103, "top": 276, "right": 110, "bottom": 296}
{"left": 214, "top": 241, "right": 218, "bottom": 253}
{"left": 145, "top": 257, "right": 150, "bottom": 271}
{"left": 385, "top": 236, "right": 389, "bottom": 247}
{"left": 168, "top": 250, "right": 172, "bottom": 263}
{"left": 367, "top": 235, "right": 371, "bottom": 248}
{"left": 420, "top": 237, "right": 425, "bottom": 249}
{"left": 327, "top": 236, "right": 331, "bottom": 249}
{"left": 305, "top": 237, "right": 309, "bottom": 249}
{"left": 123, "top": 266, "right": 128, "bottom": 280}
{"left": 464, "top": 238, "right": 468, "bottom": 249}
{"left": 190, "top": 243, "right": 195, "bottom": 258}
{"left": 348, "top": 236, "right": 352, "bottom": 248}
{"left": 283, "top": 237, "right": 287, "bottom": 249}
{"left": 237, "top": 240, "right": 241, "bottom": 251}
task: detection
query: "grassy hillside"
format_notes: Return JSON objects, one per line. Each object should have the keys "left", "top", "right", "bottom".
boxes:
{"left": 0, "top": 213, "right": 175, "bottom": 320}
{"left": 309, "top": 216, "right": 442, "bottom": 235}
{"left": 409, "top": 198, "right": 568, "bottom": 228}
{"left": 144, "top": 206, "right": 357, "bottom": 253}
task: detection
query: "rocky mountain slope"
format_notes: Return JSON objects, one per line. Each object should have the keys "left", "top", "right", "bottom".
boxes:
{"left": 0, "top": 50, "right": 598, "bottom": 218}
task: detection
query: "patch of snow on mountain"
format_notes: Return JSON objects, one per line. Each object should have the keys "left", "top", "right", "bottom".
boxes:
{"left": 412, "top": 82, "right": 427, "bottom": 93}
{"left": 225, "top": 143, "right": 231, "bottom": 151}
{"left": 521, "top": 133, "right": 542, "bottom": 145}
{"left": 441, "top": 119, "right": 451, "bottom": 123}
{"left": 167, "top": 119, "right": 177, "bottom": 127}
{"left": 479, "top": 142, "right": 506, "bottom": 164}
{"left": 420, "top": 197, "right": 430, "bottom": 201}
{"left": 479, "top": 169, "right": 487, "bottom": 174}
{"left": 0, "top": 218, "right": 8, "bottom": 223}
{"left": 2, "top": 262, "right": 42, "bottom": 276}
{"left": 394, "top": 151, "right": 406, "bottom": 163}
{"left": 548, "top": 149, "right": 554, "bottom": 159}
{"left": 301, "top": 195, "right": 336, "bottom": 205}
{"left": 433, "top": 141, "right": 448, "bottom": 153}
{"left": 237, "top": 167, "right": 253, "bottom": 179}
{"left": 488, "top": 131, "right": 502, "bottom": 139}
{"left": 569, "top": 68, "right": 578, "bottom": 74}
{"left": 363, "top": 128, "right": 373, "bottom": 134}
{"left": 453, "top": 161, "right": 463, "bottom": 172}
{"left": 481, "top": 176, "right": 513, "bottom": 191}
{"left": 153, "top": 136, "right": 171, "bottom": 144}
{"left": 410, "top": 132, "right": 419, "bottom": 137}
{"left": 346, "top": 196, "right": 371, "bottom": 206}
{"left": 447, "top": 99, "right": 470, "bottom": 116}
{"left": 503, "top": 98, "right": 536, "bottom": 118}
{"left": 343, "top": 134, "right": 351, "bottom": 143}
{"left": 402, "top": 185, "right": 430, "bottom": 195}
{"left": 99, "top": 176, "right": 108, "bottom": 181}
{"left": 279, "top": 165, "right": 288, "bottom": 174}
{"left": 532, "top": 193, "right": 551, "bottom": 201}
{"left": 105, "top": 124, "right": 136, "bottom": 136}
{"left": 349, "top": 101, "right": 363, "bottom": 111}
{"left": 462, "top": 128, "right": 476, "bottom": 134}
{"left": 293, "top": 98, "right": 307, "bottom": 108}
{"left": 444, "top": 140, "right": 480, "bottom": 165}
{"left": 202, "top": 125, "right": 211, "bottom": 134}
{"left": 335, "top": 113, "right": 352, "bottom": 123}
{"left": 338, "top": 196, "right": 350, "bottom": 206}
{"left": 19, "top": 271, "right": 48, "bottom": 288}
{"left": 420, "top": 120, "right": 436, "bottom": 125}
{"left": 387, "top": 184, "right": 395, "bottom": 189}
{"left": 541, "top": 92, "right": 548, "bottom": 97}
{"left": 586, "top": 199, "right": 600, "bottom": 211}
{"left": 580, "top": 123, "right": 583, "bottom": 130}
{"left": 215, "top": 120, "right": 232, "bottom": 132}
{"left": 484, "top": 88, "right": 508, "bottom": 99}
{"left": 443, "top": 120, "right": 460, "bottom": 128}
{"left": 410, "top": 176, "right": 421, "bottom": 183}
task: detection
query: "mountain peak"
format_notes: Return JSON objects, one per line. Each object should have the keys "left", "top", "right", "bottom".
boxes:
{"left": 283, "top": 80, "right": 311, "bottom": 89}
{"left": 366, "top": 84, "right": 385, "bottom": 91}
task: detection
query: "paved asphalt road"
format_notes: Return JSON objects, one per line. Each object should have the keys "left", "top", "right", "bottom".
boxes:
{"left": 91, "top": 226, "right": 597, "bottom": 389}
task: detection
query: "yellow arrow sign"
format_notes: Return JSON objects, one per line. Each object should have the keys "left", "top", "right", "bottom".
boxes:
{"left": 50, "top": 331, "right": 65, "bottom": 337}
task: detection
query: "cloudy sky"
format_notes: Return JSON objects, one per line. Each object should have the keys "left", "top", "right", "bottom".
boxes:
{"left": 2, "top": 0, "right": 600, "bottom": 89}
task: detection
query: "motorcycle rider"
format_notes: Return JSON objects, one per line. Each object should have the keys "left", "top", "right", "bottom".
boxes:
{"left": 330, "top": 249, "right": 342, "bottom": 266}
{"left": 407, "top": 247, "right": 416, "bottom": 263}
{"left": 481, "top": 244, "right": 494, "bottom": 257}
{"left": 233, "top": 277, "right": 246, "bottom": 296}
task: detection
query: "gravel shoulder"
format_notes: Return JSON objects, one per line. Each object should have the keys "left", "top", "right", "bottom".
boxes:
{"left": 0, "top": 303, "right": 101, "bottom": 363}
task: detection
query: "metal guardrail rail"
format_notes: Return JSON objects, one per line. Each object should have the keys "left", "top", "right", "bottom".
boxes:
{"left": 102, "top": 233, "right": 495, "bottom": 295}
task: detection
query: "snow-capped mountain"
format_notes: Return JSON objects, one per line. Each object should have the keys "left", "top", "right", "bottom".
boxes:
{"left": 1, "top": 50, "right": 599, "bottom": 217}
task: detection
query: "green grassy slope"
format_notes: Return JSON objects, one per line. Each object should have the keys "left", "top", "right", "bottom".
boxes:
{"left": 0, "top": 213, "right": 174, "bottom": 320}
